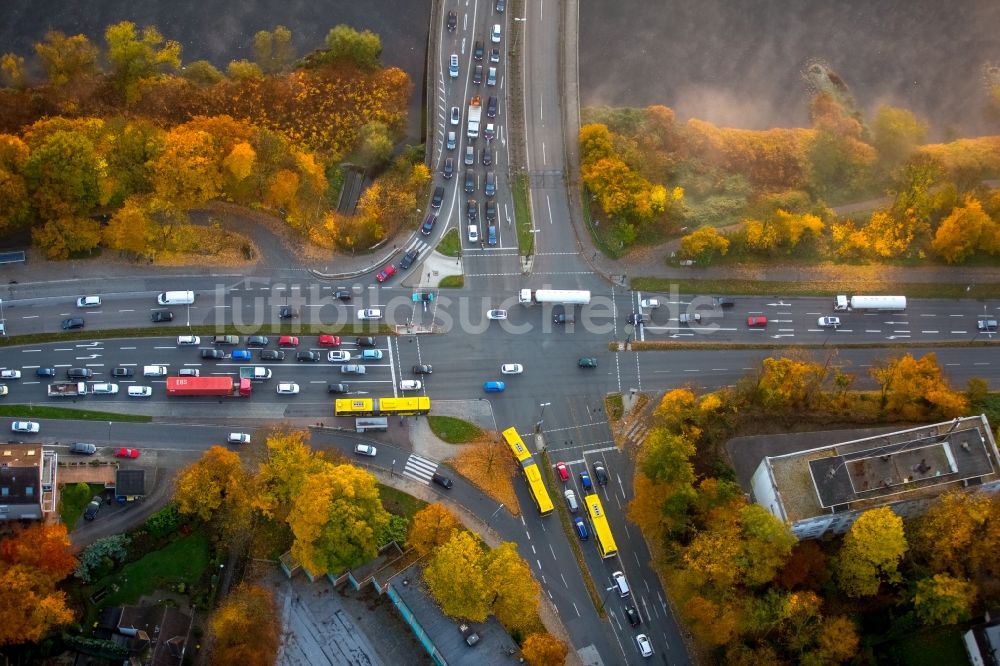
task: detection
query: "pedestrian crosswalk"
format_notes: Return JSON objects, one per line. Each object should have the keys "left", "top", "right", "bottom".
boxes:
{"left": 404, "top": 237, "right": 429, "bottom": 256}
{"left": 403, "top": 453, "right": 438, "bottom": 483}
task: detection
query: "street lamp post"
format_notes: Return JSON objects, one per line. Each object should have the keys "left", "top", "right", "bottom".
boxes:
{"left": 486, "top": 502, "right": 505, "bottom": 532}
{"left": 535, "top": 402, "right": 551, "bottom": 432}
{"left": 598, "top": 585, "right": 617, "bottom": 612}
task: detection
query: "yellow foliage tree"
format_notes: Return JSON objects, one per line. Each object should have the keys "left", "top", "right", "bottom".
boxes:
{"left": 911, "top": 491, "right": 996, "bottom": 578}
{"left": 484, "top": 542, "right": 541, "bottom": 630}
{"left": 835, "top": 507, "right": 908, "bottom": 598}
{"left": 174, "top": 446, "right": 254, "bottom": 537}
{"left": 254, "top": 429, "right": 325, "bottom": 519}
{"left": 152, "top": 126, "right": 222, "bottom": 212}
{"left": 103, "top": 196, "right": 155, "bottom": 256}
{"left": 223, "top": 142, "right": 256, "bottom": 182}
{"left": 424, "top": 530, "right": 490, "bottom": 621}
{"left": 408, "top": 503, "right": 462, "bottom": 558}
{"left": 679, "top": 226, "right": 730, "bottom": 263}
{"left": 682, "top": 595, "right": 739, "bottom": 646}
{"left": 914, "top": 573, "right": 977, "bottom": 626}
{"left": 870, "top": 352, "right": 968, "bottom": 419}
{"left": 209, "top": 584, "right": 281, "bottom": 666}
{"left": 522, "top": 632, "right": 568, "bottom": 666}
{"left": 931, "top": 198, "right": 1000, "bottom": 263}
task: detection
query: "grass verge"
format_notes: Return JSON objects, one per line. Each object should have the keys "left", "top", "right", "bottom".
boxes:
{"left": 581, "top": 189, "right": 625, "bottom": 260}
{"left": 428, "top": 415, "right": 484, "bottom": 444}
{"left": 537, "top": 450, "right": 605, "bottom": 616}
{"left": 632, "top": 277, "right": 1000, "bottom": 300}
{"left": 512, "top": 174, "right": 534, "bottom": 256}
{"left": 605, "top": 394, "right": 624, "bottom": 422}
{"left": 437, "top": 228, "right": 461, "bottom": 257}
{"left": 439, "top": 275, "right": 464, "bottom": 288}
{"left": 0, "top": 405, "right": 151, "bottom": 422}
{"left": 59, "top": 482, "right": 100, "bottom": 530}
{"left": 379, "top": 484, "right": 428, "bottom": 519}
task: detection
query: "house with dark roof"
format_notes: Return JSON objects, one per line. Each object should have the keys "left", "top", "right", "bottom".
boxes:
{"left": 115, "top": 468, "right": 146, "bottom": 501}
{"left": 96, "top": 603, "right": 193, "bottom": 666}
{"left": 0, "top": 443, "right": 57, "bottom": 520}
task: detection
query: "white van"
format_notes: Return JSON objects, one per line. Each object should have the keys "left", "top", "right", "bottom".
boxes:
{"left": 91, "top": 382, "right": 119, "bottom": 395}
{"left": 128, "top": 386, "right": 152, "bottom": 397}
{"left": 157, "top": 290, "right": 195, "bottom": 305}
{"left": 612, "top": 571, "right": 631, "bottom": 597}
{"left": 77, "top": 296, "right": 102, "bottom": 308}
{"left": 143, "top": 365, "right": 168, "bottom": 377}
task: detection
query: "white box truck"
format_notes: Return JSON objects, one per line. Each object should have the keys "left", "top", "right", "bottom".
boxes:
{"left": 467, "top": 96, "right": 482, "bottom": 138}
{"left": 834, "top": 295, "right": 906, "bottom": 312}
{"left": 518, "top": 289, "right": 591, "bottom": 305}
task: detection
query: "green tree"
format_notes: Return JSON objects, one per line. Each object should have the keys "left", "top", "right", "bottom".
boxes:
{"left": 738, "top": 504, "right": 797, "bottom": 587}
{"left": 835, "top": 507, "right": 907, "bottom": 598}
{"left": 253, "top": 26, "right": 294, "bottom": 75}
{"left": 322, "top": 25, "right": 382, "bottom": 71}
{"left": 104, "top": 21, "right": 182, "bottom": 104}
{"left": 355, "top": 121, "right": 394, "bottom": 167}
{"left": 227, "top": 59, "right": 263, "bottom": 81}
{"left": 640, "top": 427, "right": 696, "bottom": 487}
{"left": 424, "top": 530, "right": 489, "bottom": 621}
{"left": 914, "top": 574, "right": 976, "bottom": 626}
{"left": 182, "top": 60, "right": 224, "bottom": 86}
{"left": 872, "top": 105, "right": 927, "bottom": 170}
{"left": 34, "top": 31, "right": 99, "bottom": 88}
{"left": 23, "top": 129, "right": 100, "bottom": 220}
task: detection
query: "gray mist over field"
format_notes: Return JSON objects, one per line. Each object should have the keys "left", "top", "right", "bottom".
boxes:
{"left": 581, "top": 0, "right": 1000, "bottom": 138}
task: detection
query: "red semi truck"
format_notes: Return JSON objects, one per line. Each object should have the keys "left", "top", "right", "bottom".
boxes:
{"left": 166, "top": 376, "right": 252, "bottom": 397}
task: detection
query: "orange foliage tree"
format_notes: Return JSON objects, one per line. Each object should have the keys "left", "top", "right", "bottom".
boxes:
{"left": 209, "top": 584, "right": 280, "bottom": 666}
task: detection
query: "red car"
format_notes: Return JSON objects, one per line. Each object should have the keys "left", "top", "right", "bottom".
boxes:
{"left": 746, "top": 315, "right": 768, "bottom": 327}
{"left": 318, "top": 335, "right": 341, "bottom": 347}
{"left": 278, "top": 335, "right": 299, "bottom": 347}
{"left": 376, "top": 265, "right": 397, "bottom": 283}
{"left": 555, "top": 462, "right": 569, "bottom": 482}
{"left": 115, "top": 447, "right": 139, "bottom": 459}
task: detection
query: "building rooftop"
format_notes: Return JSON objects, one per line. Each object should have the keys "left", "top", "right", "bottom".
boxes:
{"left": 388, "top": 563, "right": 521, "bottom": 665}
{"left": 763, "top": 416, "right": 998, "bottom": 523}
{"left": 0, "top": 443, "right": 42, "bottom": 520}
{"left": 115, "top": 469, "right": 146, "bottom": 496}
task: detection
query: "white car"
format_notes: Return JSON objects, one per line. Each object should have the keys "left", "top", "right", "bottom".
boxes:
{"left": 491, "top": 23, "right": 502, "bottom": 43}
{"left": 468, "top": 224, "right": 479, "bottom": 243}
{"left": 0, "top": 370, "right": 20, "bottom": 379}
{"left": 227, "top": 433, "right": 251, "bottom": 444}
{"left": 127, "top": 386, "right": 153, "bottom": 397}
{"left": 487, "top": 309, "right": 507, "bottom": 320}
{"left": 354, "top": 443, "right": 377, "bottom": 457}
{"left": 449, "top": 53, "right": 459, "bottom": 78}
{"left": 640, "top": 298, "right": 660, "bottom": 309}
{"left": 450, "top": 106, "right": 460, "bottom": 125}
{"left": 399, "top": 380, "right": 423, "bottom": 391}
{"left": 77, "top": 296, "right": 102, "bottom": 308}
{"left": 177, "top": 335, "right": 201, "bottom": 345}
{"left": 11, "top": 421, "right": 39, "bottom": 433}
{"left": 276, "top": 382, "right": 300, "bottom": 395}
{"left": 818, "top": 316, "right": 841, "bottom": 328}
{"left": 357, "top": 309, "right": 383, "bottom": 320}
{"left": 328, "top": 351, "right": 352, "bottom": 363}
{"left": 636, "top": 634, "right": 653, "bottom": 658}
{"left": 501, "top": 363, "right": 523, "bottom": 375}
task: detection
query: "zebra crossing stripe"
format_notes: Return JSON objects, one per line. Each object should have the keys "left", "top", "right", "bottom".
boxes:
{"left": 403, "top": 454, "right": 438, "bottom": 483}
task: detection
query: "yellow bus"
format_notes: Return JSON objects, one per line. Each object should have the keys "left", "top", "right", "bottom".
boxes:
{"left": 502, "top": 427, "right": 553, "bottom": 516}
{"left": 584, "top": 493, "right": 618, "bottom": 558}
{"left": 334, "top": 397, "right": 431, "bottom": 417}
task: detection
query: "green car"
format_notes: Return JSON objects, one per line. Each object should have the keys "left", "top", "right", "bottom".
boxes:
{"left": 578, "top": 357, "right": 598, "bottom": 368}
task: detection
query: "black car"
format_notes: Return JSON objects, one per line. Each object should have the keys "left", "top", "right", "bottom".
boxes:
{"left": 421, "top": 214, "right": 437, "bottom": 236}
{"left": 625, "top": 604, "right": 642, "bottom": 627}
{"left": 201, "top": 349, "right": 225, "bottom": 360}
{"left": 715, "top": 296, "right": 735, "bottom": 308}
{"left": 278, "top": 306, "right": 298, "bottom": 319}
{"left": 467, "top": 198, "right": 478, "bottom": 221}
{"left": 627, "top": 313, "right": 649, "bottom": 326}
{"left": 296, "top": 351, "right": 319, "bottom": 362}
{"left": 593, "top": 463, "right": 608, "bottom": 486}
{"left": 70, "top": 442, "right": 97, "bottom": 455}
{"left": 61, "top": 317, "right": 84, "bottom": 330}
{"left": 151, "top": 310, "right": 174, "bottom": 322}
{"left": 247, "top": 335, "right": 269, "bottom": 347}
{"left": 481, "top": 149, "right": 492, "bottom": 166}
{"left": 412, "top": 364, "right": 433, "bottom": 375}
{"left": 334, "top": 289, "right": 353, "bottom": 301}
{"left": 111, "top": 367, "right": 135, "bottom": 377}
{"left": 84, "top": 495, "right": 102, "bottom": 521}
{"left": 443, "top": 157, "right": 454, "bottom": 180}
{"left": 327, "top": 382, "right": 350, "bottom": 394}
{"left": 260, "top": 349, "right": 285, "bottom": 361}
{"left": 68, "top": 367, "right": 93, "bottom": 379}
{"left": 35, "top": 367, "right": 56, "bottom": 378}
{"left": 485, "top": 200, "right": 497, "bottom": 221}
{"left": 473, "top": 40, "right": 484, "bottom": 61}
{"left": 487, "top": 95, "right": 497, "bottom": 117}
{"left": 553, "top": 313, "right": 573, "bottom": 324}
{"left": 464, "top": 171, "right": 475, "bottom": 193}
{"left": 432, "top": 473, "right": 453, "bottom": 489}
{"left": 473, "top": 64, "right": 483, "bottom": 85}
{"left": 431, "top": 186, "right": 444, "bottom": 209}
{"left": 496, "top": 0, "right": 505, "bottom": 13}
{"left": 356, "top": 336, "right": 377, "bottom": 347}
{"left": 578, "top": 357, "right": 598, "bottom": 368}
{"left": 400, "top": 249, "right": 419, "bottom": 270}
{"left": 447, "top": 10, "right": 457, "bottom": 31}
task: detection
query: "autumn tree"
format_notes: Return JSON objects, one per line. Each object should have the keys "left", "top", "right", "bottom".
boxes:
{"left": 32, "top": 216, "right": 102, "bottom": 259}
{"left": 424, "top": 530, "right": 490, "bottom": 621}
{"left": 776, "top": 540, "right": 829, "bottom": 591}
{"left": 0, "top": 53, "right": 27, "bottom": 89}
{"left": 751, "top": 356, "right": 830, "bottom": 412}
{"left": 0, "top": 523, "right": 76, "bottom": 645}
{"left": 484, "top": 542, "right": 540, "bottom": 630}
{"left": 682, "top": 594, "right": 739, "bottom": 646}
{"left": 679, "top": 226, "right": 730, "bottom": 263}
{"left": 209, "top": 584, "right": 281, "bottom": 666}
{"left": 34, "top": 31, "right": 100, "bottom": 88}
{"left": 23, "top": 129, "right": 100, "bottom": 220}
{"left": 914, "top": 573, "right": 976, "bottom": 626}
{"left": 931, "top": 197, "right": 1000, "bottom": 264}
{"left": 640, "top": 428, "right": 696, "bottom": 488}
{"left": 408, "top": 503, "right": 462, "bottom": 557}
{"left": 182, "top": 60, "right": 224, "bottom": 87}
{"left": 102, "top": 196, "right": 155, "bottom": 256}
{"left": 321, "top": 25, "right": 382, "bottom": 71}
{"left": 835, "top": 507, "right": 908, "bottom": 597}
{"left": 872, "top": 105, "right": 927, "bottom": 171}
{"left": 0, "top": 134, "right": 32, "bottom": 233}
{"left": 152, "top": 125, "right": 223, "bottom": 212}
{"left": 742, "top": 209, "right": 824, "bottom": 255}
{"left": 870, "top": 352, "right": 968, "bottom": 419}
{"left": 355, "top": 121, "right": 394, "bottom": 167}
{"left": 287, "top": 463, "right": 390, "bottom": 574}
{"left": 105, "top": 21, "right": 182, "bottom": 104}
{"left": 174, "top": 446, "right": 254, "bottom": 537}
{"left": 227, "top": 59, "right": 263, "bottom": 81}
{"left": 910, "top": 491, "right": 998, "bottom": 580}
{"left": 807, "top": 93, "right": 876, "bottom": 200}
{"left": 253, "top": 26, "right": 294, "bottom": 75}
{"left": 522, "top": 632, "right": 568, "bottom": 666}
{"left": 102, "top": 117, "right": 166, "bottom": 204}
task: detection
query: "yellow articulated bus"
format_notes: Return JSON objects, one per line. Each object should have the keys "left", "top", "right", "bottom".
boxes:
{"left": 334, "top": 397, "right": 431, "bottom": 417}
{"left": 584, "top": 493, "right": 618, "bottom": 558}
{"left": 501, "top": 427, "right": 554, "bottom": 516}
